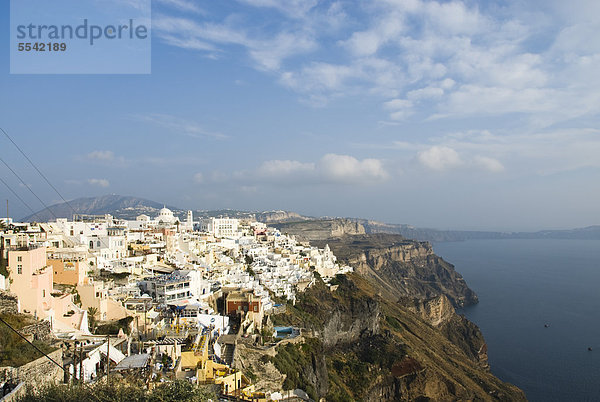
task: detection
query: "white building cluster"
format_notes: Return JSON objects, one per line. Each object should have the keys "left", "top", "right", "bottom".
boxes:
{"left": 0, "top": 206, "right": 353, "bottom": 341}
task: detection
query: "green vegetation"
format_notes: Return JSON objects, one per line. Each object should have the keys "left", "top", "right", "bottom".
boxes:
{"left": 95, "top": 316, "right": 134, "bottom": 335}
{"left": 71, "top": 286, "right": 81, "bottom": 307}
{"left": 269, "top": 338, "right": 321, "bottom": 401}
{"left": 324, "top": 334, "right": 407, "bottom": 400}
{"left": 266, "top": 274, "right": 415, "bottom": 401}
{"left": 17, "top": 379, "right": 217, "bottom": 402}
{"left": 87, "top": 307, "right": 99, "bottom": 332}
{"left": 99, "top": 269, "right": 130, "bottom": 282}
{"left": 244, "top": 367, "right": 257, "bottom": 382}
{"left": 385, "top": 314, "right": 403, "bottom": 331}
{"left": 0, "top": 247, "right": 9, "bottom": 277}
{"left": 0, "top": 313, "right": 56, "bottom": 367}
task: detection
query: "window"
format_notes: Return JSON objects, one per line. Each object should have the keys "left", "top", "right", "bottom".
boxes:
{"left": 17, "top": 256, "right": 22, "bottom": 262}
{"left": 17, "top": 265, "right": 22, "bottom": 274}
{"left": 43, "top": 290, "right": 46, "bottom": 297}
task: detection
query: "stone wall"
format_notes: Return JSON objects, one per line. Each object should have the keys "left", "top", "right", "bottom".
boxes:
{"left": 0, "top": 348, "right": 64, "bottom": 395}
{"left": 20, "top": 320, "right": 53, "bottom": 342}
{"left": 0, "top": 291, "right": 19, "bottom": 315}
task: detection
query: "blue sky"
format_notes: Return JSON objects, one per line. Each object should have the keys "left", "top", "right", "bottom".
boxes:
{"left": 1, "top": 0, "right": 599, "bottom": 231}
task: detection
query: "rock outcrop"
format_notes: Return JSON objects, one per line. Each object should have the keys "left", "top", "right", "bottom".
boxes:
{"left": 315, "top": 234, "right": 478, "bottom": 308}
{"left": 403, "top": 295, "right": 489, "bottom": 369}
{"left": 273, "top": 219, "right": 366, "bottom": 241}
{"left": 255, "top": 211, "right": 309, "bottom": 223}
{"left": 267, "top": 276, "right": 524, "bottom": 401}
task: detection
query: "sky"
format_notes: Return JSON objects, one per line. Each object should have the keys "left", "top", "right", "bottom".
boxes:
{"left": 1, "top": 0, "right": 599, "bottom": 231}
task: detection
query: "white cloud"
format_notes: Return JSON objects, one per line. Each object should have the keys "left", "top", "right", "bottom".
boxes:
{"left": 473, "top": 156, "right": 505, "bottom": 173}
{"left": 235, "top": 0, "right": 318, "bottom": 18}
{"left": 384, "top": 98, "right": 413, "bottom": 120}
{"left": 87, "top": 178, "right": 110, "bottom": 188}
{"left": 407, "top": 86, "right": 444, "bottom": 100}
{"left": 240, "top": 154, "right": 390, "bottom": 185}
{"left": 318, "top": 154, "right": 389, "bottom": 183}
{"left": 155, "top": 0, "right": 203, "bottom": 14}
{"left": 132, "top": 113, "right": 228, "bottom": 140}
{"left": 152, "top": 0, "right": 600, "bottom": 134}
{"left": 257, "top": 160, "right": 315, "bottom": 179}
{"left": 193, "top": 172, "right": 204, "bottom": 183}
{"left": 87, "top": 150, "right": 114, "bottom": 161}
{"left": 417, "top": 146, "right": 463, "bottom": 171}
{"left": 152, "top": 15, "right": 316, "bottom": 72}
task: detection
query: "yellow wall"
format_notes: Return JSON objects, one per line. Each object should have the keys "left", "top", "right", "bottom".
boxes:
{"left": 48, "top": 258, "right": 88, "bottom": 286}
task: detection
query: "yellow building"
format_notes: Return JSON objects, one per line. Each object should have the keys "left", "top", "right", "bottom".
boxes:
{"left": 47, "top": 248, "right": 91, "bottom": 286}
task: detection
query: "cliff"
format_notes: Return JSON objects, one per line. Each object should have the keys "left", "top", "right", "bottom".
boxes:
{"left": 273, "top": 219, "right": 366, "bottom": 241}
{"left": 402, "top": 295, "right": 489, "bottom": 369}
{"left": 314, "top": 234, "right": 478, "bottom": 308}
{"left": 255, "top": 211, "right": 312, "bottom": 223}
{"left": 263, "top": 276, "right": 524, "bottom": 401}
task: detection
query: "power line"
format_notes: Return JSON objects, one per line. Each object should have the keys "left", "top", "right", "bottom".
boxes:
{"left": 0, "top": 316, "right": 113, "bottom": 402}
{"left": 0, "top": 176, "right": 38, "bottom": 218}
{"left": 0, "top": 315, "right": 66, "bottom": 372}
{"left": 0, "top": 127, "right": 82, "bottom": 219}
{"left": 0, "top": 127, "right": 111, "bottom": 249}
{"left": 0, "top": 157, "right": 60, "bottom": 222}
{"left": 0, "top": 127, "right": 73, "bottom": 209}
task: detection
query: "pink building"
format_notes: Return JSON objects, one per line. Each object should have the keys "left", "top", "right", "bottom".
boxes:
{"left": 8, "top": 243, "right": 53, "bottom": 317}
{"left": 8, "top": 243, "right": 89, "bottom": 334}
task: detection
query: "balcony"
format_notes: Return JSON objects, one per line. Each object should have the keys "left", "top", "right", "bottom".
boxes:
{"left": 8, "top": 242, "right": 44, "bottom": 252}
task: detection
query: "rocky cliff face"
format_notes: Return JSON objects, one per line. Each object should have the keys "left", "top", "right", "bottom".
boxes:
{"left": 403, "top": 294, "right": 456, "bottom": 327}
{"left": 267, "top": 276, "right": 524, "bottom": 401}
{"left": 255, "top": 211, "right": 310, "bottom": 223}
{"left": 315, "top": 234, "right": 478, "bottom": 308}
{"left": 321, "top": 293, "right": 380, "bottom": 348}
{"left": 273, "top": 219, "right": 366, "bottom": 241}
{"left": 403, "top": 295, "right": 489, "bottom": 369}
{"left": 250, "top": 225, "right": 522, "bottom": 400}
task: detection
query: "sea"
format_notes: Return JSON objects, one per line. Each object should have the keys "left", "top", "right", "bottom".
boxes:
{"left": 433, "top": 239, "right": 600, "bottom": 402}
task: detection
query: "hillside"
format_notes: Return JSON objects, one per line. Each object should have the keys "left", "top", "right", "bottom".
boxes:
{"left": 313, "top": 234, "right": 478, "bottom": 308}
{"left": 238, "top": 275, "right": 525, "bottom": 401}
{"left": 22, "top": 195, "right": 181, "bottom": 222}
{"left": 23, "top": 195, "right": 600, "bottom": 240}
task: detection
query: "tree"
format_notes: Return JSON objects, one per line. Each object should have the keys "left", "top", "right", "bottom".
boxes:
{"left": 87, "top": 307, "right": 99, "bottom": 332}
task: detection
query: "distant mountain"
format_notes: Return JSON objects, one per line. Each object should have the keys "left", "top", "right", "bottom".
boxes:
{"left": 356, "top": 220, "right": 600, "bottom": 241}
{"left": 274, "top": 218, "right": 600, "bottom": 242}
{"left": 22, "top": 195, "right": 182, "bottom": 222}
{"left": 21, "top": 195, "right": 311, "bottom": 223}
{"left": 22, "top": 194, "right": 600, "bottom": 240}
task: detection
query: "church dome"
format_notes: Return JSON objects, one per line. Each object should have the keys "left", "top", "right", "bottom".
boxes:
{"left": 156, "top": 206, "right": 176, "bottom": 223}
{"left": 159, "top": 207, "right": 173, "bottom": 217}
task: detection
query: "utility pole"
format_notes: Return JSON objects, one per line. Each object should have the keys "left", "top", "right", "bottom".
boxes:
{"left": 106, "top": 335, "right": 110, "bottom": 386}
{"left": 73, "top": 341, "right": 78, "bottom": 384}
{"left": 79, "top": 343, "right": 84, "bottom": 384}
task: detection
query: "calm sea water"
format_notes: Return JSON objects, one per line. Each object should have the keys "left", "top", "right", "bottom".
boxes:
{"left": 434, "top": 239, "right": 600, "bottom": 402}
